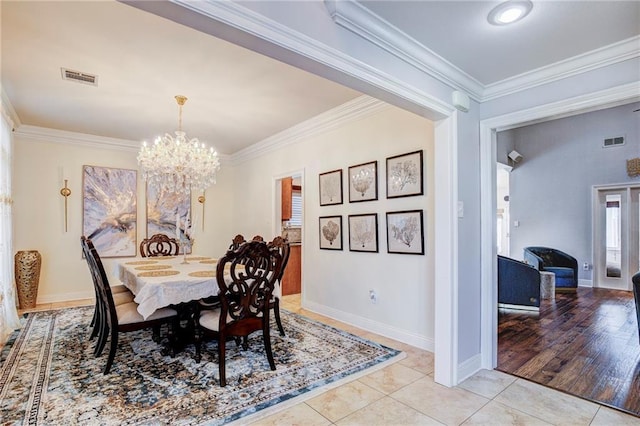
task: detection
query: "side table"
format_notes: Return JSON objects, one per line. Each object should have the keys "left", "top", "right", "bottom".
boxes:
{"left": 539, "top": 271, "right": 556, "bottom": 300}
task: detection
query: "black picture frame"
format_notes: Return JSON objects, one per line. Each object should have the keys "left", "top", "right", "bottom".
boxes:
{"left": 348, "top": 213, "right": 378, "bottom": 253}
{"left": 386, "top": 210, "right": 424, "bottom": 255}
{"left": 386, "top": 150, "right": 424, "bottom": 198}
{"left": 319, "top": 169, "right": 343, "bottom": 206}
{"left": 319, "top": 215, "right": 343, "bottom": 250}
{"left": 348, "top": 161, "right": 378, "bottom": 203}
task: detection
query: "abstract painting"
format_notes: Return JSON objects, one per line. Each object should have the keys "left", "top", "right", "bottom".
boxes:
{"left": 319, "top": 169, "right": 343, "bottom": 206}
{"left": 386, "top": 210, "right": 424, "bottom": 255}
{"left": 319, "top": 215, "right": 342, "bottom": 250}
{"left": 348, "top": 213, "right": 378, "bottom": 252}
{"left": 82, "top": 165, "right": 137, "bottom": 258}
{"left": 386, "top": 150, "right": 424, "bottom": 198}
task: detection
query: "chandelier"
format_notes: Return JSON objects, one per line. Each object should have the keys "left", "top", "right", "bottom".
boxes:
{"left": 137, "top": 95, "right": 220, "bottom": 194}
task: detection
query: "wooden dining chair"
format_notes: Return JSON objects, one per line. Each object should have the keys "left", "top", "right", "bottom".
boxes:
{"left": 229, "top": 234, "right": 246, "bottom": 250}
{"left": 81, "top": 236, "right": 178, "bottom": 374}
{"left": 139, "top": 233, "right": 180, "bottom": 257}
{"left": 81, "top": 236, "right": 135, "bottom": 342}
{"left": 193, "top": 240, "right": 283, "bottom": 386}
{"left": 267, "top": 236, "right": 290, "bottom": 336}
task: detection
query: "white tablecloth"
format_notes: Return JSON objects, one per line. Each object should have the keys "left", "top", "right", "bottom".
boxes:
{"left": 115, "top": 255, "right": 220, "bottom": 319}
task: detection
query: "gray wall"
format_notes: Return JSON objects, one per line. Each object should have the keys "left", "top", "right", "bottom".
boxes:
{"left": 499, "top": 102, "right": 640, "bottom": 282}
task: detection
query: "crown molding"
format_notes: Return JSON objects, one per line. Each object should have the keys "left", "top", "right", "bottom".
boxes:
{"left": 230, "top": 95, "right": 388, "bottom": 165}
{"left": 14, "top": 124, "right": 233, "bottom": 163}
{"left": 171, "top": 0, "right": 453, "bottom": 119}
{"left": 324, "top": 0, "right": 484, "bottom": 102}
{"left": 13, "top": 125, "right": 139, "bottom": 151}
{"left": 483, "top": 36, "right": 640, "bottom": 101}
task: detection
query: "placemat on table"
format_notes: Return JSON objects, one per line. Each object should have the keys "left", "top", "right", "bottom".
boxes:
{"left": 188, "top": 271, "right": 215, "bottom": 278}
{"left": 134, "top": 264, "right": 172, "bottom": 271}
{"left": 199, "top": 259, "right": 218, "bottom": 264}
{"left": 187, "top": 256, "right": 211, "bottom": 261}
{"left": 137, "top": 270, "right": 181, "bottom": 277}
{"left": 125, "top": 260, "right": 158, "bottom": 265}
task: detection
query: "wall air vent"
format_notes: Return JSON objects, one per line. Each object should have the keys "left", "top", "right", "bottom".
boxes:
{"left": 603, "top": 136, "right": 624, "bottom": 148}
{"left": 61, "top": 68, "right": 98, "bottom": 86}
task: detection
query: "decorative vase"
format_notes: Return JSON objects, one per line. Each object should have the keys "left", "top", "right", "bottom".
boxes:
{"left": 15, "top": 250, "right": 41, "bottom": 309}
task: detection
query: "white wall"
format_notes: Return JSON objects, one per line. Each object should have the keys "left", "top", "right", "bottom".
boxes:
{"left": 230, "top": 105, "right": 436, "bottom": 348}
{"left": 12, "top": 132, "right": 235, "bottom": 302}
{"left": 499, "top": 102, "right": 640, "bottom": 282}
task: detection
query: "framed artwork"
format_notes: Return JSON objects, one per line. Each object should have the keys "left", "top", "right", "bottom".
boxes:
{"left": 348, "top": 161, "right": 378, "bottom": 203}
{"left": 386, "top": 150, "right": 424, "bottom": 198}
{"left": 82, "top": 165, "right": 137, "bottom": 258}
{"left": 319, "top": 169, "right": 343, "bottom": 206}
{"left": 348, "top": 213, "right": 378, "bottom": 253}
{"left": 319, "top": 215, "right": 343, "bottom": 250}
{"left": 146, "top": 184, "right": 192, "bottom": 253}
{"left": 386, "top": 210, "right": 424, "bottom": 255}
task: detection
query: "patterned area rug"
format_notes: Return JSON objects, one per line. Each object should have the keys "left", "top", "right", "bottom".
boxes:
{"left": 0, "top": 307, "right": 403, "bottom": 425}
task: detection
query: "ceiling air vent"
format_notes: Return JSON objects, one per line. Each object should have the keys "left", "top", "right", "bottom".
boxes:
{"left": 603, "top": 136, "right": 624, "bottom": 148}
{"left": 61, "top": 68, "right": 98, "bottom": 86}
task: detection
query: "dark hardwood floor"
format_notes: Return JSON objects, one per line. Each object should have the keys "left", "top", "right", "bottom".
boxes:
{"left": 498, "top": 287, "right": 640, "bottom": 417}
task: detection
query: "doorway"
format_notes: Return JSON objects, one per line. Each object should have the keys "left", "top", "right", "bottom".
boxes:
{"left": 275, "top": 172, "right": 303, "bottom": 297}
{"left": 594, "top": 185, "right": 640, "bottom": 290}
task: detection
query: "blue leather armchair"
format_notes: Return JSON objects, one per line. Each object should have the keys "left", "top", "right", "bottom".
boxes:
{"left": 524, "top": 246, "right": 578, "bottom": 291}
{"left": 633, "top": 271, "right": 640, "bottom": 344}
{"left": 498, "top": 255, "right": 540, "bottom": 309}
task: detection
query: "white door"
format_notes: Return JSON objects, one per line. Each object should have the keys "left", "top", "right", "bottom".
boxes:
{"left": 594, "top": 187, "right": 638, "bottom": 290}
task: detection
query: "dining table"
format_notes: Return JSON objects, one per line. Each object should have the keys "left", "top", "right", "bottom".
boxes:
{"left": 115, "top": 255, "right": 221, "bottom": 320}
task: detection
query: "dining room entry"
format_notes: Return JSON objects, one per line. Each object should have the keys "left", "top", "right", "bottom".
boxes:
{"left": 277, "top": 173, "right": 303, "bottom": 296}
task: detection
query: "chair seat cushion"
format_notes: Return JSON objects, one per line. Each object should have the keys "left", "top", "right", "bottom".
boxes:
{"left": 116, "top": 302, "right": 176, "bottom": 325}
{"left": 113, "top": 290, "right": 135, "bottom": 305}
{"left": 543, "top": 267, "right": 576, "bottom": 287}
{"left": 111, "top": 284, "right": 130, "bottom": 294}
{"left": 199, "top": 308, "right": 236, "bottom": 331}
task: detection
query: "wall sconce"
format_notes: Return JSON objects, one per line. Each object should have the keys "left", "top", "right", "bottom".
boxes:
{"left": 197, "top": 193, "right": 205, "bottom": 231}
{"left": 508, "top": 150, "right": 523, "bottom": 166}
{"left": 60, "top": 179, "right": 71, "bottom": 232}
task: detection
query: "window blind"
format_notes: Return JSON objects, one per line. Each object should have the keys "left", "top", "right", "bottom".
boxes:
{"left": 289, "top": 190, "right": 303, "bottom": 227}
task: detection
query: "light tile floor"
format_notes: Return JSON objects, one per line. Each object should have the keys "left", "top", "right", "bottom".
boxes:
{"left": 11, "top": 294, "right": 640, "bottom": 425}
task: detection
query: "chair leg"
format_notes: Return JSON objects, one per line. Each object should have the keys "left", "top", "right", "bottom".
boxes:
{"left": 151, "top": 325, "right": 161, "bottom": 342}
{"left": 263, "top": 323, "right": 276, "bottom": 371}
{"left": 242, "top": 336, "right": 248, "bottom": 350}
{"left": 104, "top": 329, "right": 118, "bottom": 374}
{"left": 89, "top": 304, "right": 100, "bottom": 340}
{"left": 219, "top": 334, "right": 227, "bottom": 387}
{"left": 273, "top": 299, "right": 285, "bottom": 337}
{"left": 94, "top": 319, "right": 109, "bottom": 357}
{"left": 194, "top": 327, "right": 202, "bottom": 363}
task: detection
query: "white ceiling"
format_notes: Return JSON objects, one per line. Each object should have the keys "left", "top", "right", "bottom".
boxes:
{"left": 2, "top": 1, "right": 638, "bottom": 155}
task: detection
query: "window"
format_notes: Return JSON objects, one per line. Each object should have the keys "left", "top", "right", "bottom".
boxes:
{"left": 289, "top": 190, "right": 302, "bottom": 227}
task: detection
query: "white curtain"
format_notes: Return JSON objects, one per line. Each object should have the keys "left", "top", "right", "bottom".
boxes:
{"left": 0, "top": 105, "right": 21, "bottom": 344}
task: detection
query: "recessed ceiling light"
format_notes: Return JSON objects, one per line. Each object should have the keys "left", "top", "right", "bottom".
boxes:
{"left": 487, "top": 0, "right": 533, "bottom": 26}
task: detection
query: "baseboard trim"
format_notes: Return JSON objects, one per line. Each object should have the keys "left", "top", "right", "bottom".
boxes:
{"left": 457, "top": 353, "right": 482, "bottom": 384}
{"left": 302, "top": 300, "right": 433, "bottom": 351}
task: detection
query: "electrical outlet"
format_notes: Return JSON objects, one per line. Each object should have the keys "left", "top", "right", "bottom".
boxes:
{"left": 583, "top": 262, "right": 590, "bottom": 271}
{"left": 369, "top": 289, "right": 377, "bottom": 304}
